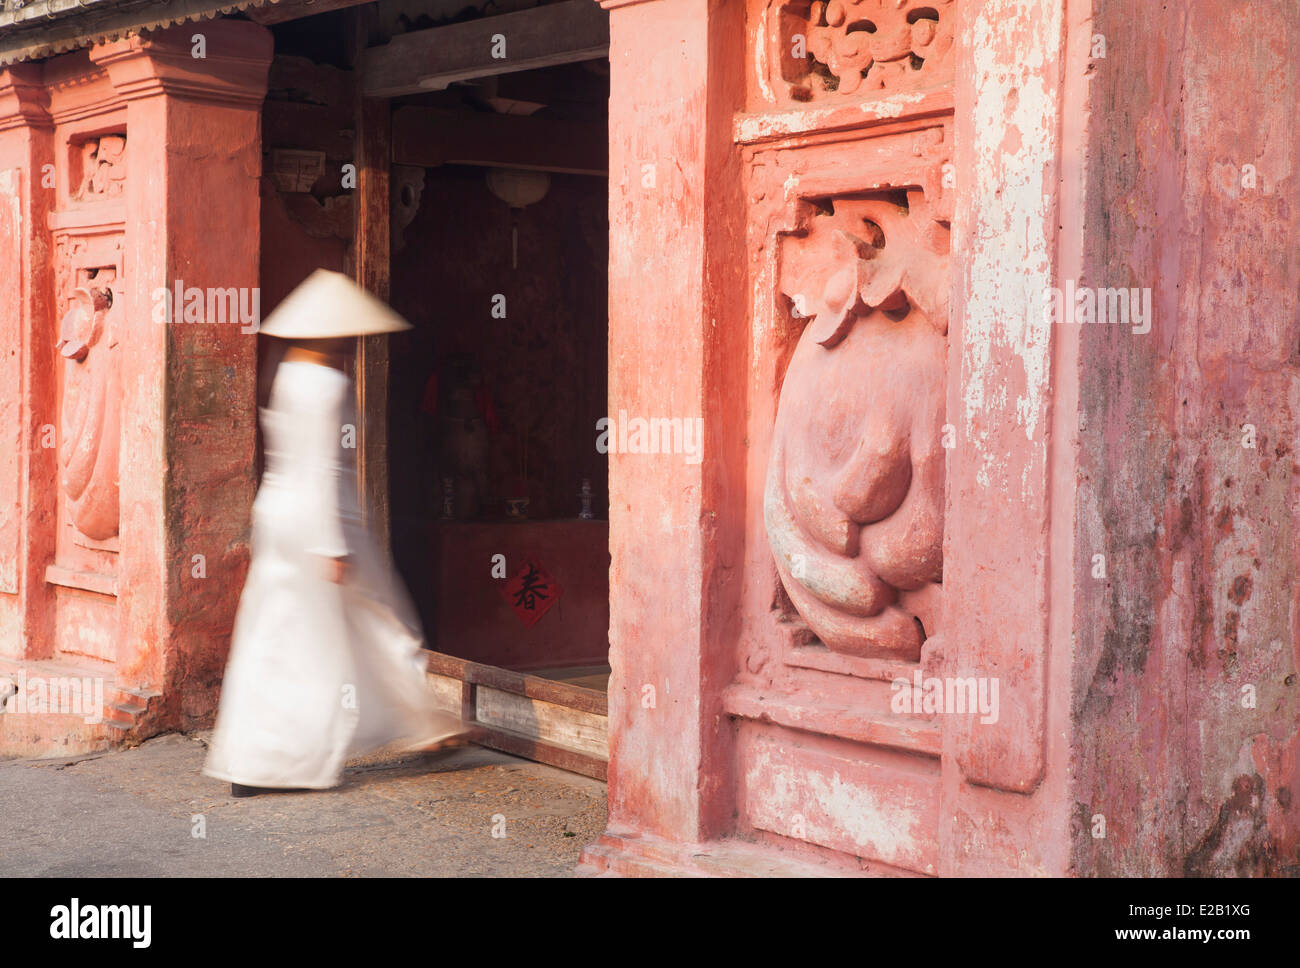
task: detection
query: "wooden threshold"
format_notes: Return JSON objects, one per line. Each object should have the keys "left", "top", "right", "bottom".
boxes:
{"left": 462, "top": 723, "right": 607, "bottom": 782}
{"left": 425, "top": 649, "right": 608, "bottom": 781}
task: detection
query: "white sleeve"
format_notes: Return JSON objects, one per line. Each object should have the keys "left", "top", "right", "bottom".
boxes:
{"left": 302, "top": 370, "right": 354, "bottom": 560}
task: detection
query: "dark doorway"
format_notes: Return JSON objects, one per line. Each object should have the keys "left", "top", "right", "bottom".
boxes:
{"left": 385, "top": 61, "right": 611, "bottom": 715}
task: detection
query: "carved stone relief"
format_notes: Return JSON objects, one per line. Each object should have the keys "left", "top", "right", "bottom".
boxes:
{"left": 73, "top": 135, "right": 126, "bottom": 201}
{"left": 53, "top": 235, "right": 123, "bottom": 545}
{"left": 769, "top": 0, "right": 956, "bottom": 103}
{"left": 765, "top": 185, "right": 949, "bottom": 660}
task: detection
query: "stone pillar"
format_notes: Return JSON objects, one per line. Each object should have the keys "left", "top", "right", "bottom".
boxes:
{"left": 585, "top": 0, "right": 748, "bottom": 857}
{"left": 939, "top": 0, "right": 1081, "bottom": 876}
{"left": 87, "top": 22, "right": 272, "bottom": 729}
{"left": 585, "top": 0, "right": 1299, "bottom": 877}
{"left": 584, "top": 0, "right": 1085, "bottom": 876}
{"left": 0, "top": 65, "right": 56, "bottom": 661}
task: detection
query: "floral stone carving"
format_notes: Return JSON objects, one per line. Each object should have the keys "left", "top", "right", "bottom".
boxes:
{"left": 782, "top": 0, "right": 956, "bottom": 100}
{"left": 765, "top": 190, "right": 948, "bottom": 660}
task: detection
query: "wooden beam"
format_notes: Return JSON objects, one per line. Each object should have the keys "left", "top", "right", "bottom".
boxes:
{"left": 392, "top": 106, "right": 607, "bottom": 176}
{"left": 351, "top": 9, "right": 393, "bottom": 550}
{"left": 360, "top": 0, "right": 609, "bottom": 98}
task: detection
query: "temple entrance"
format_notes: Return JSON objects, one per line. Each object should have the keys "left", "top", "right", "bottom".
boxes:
{"left": 380, "top": 62, "right": 611, "bottom": 779}
{"left": 255, "top": 2, "right": 613, "bottom": 778}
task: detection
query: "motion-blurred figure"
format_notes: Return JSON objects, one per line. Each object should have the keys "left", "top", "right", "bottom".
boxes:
{"left": 204, "top": 270, "right": 466, "bottom": 798}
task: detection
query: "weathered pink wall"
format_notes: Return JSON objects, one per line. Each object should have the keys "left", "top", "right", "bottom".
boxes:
{"left": 584, "top": 0, "right": 1297, "bottom": 877}
{"left": 1071, "top": 0, "right": 1300, "bottom": 876}
{"left": 0, "top": 23, "right": 271, "bottom": 754}
{"left": 598, "top": 0, "right": 748, "bottom": 849}
{"left": 940, "top": 0, "right": 1076, "bottom": 877}
{"left": 584, "top": 0, "right": 1075, "bottom": 877}
{"left": 153, "top": 27, "right": 271, "bottom": 730}
{"left": 0, "top": 63, "right": 56, "bottom": 665}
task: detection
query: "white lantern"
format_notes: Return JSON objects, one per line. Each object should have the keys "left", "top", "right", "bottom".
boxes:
{"left": 486, "top": 168, "right": 551, "bottom": 269}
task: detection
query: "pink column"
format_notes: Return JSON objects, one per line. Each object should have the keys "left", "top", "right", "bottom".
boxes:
{"left": 583, "top": 0, "right": 1299, "bottom": 877}
{"left": 940, "top": 0, "right": 1078, "bottom": 875}
{"left": 0, "top": 65, "right": 57, "bottom": 661}
{"left": 586, "top": 0, "right": 748, "bottom": 857}
{"left": 86, "top": 22, "right": 272, "bottom": 729}
{"left": 585, "top": 0, "right": 1086, "bottom": 877}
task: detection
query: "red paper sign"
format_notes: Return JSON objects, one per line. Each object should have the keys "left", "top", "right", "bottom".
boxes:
{"left": 501, "top": 558, "right": 562, "bottom": 628}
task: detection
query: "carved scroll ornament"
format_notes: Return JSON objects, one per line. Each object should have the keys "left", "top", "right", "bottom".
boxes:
{"left": 765, "top": 190, "right": 948, "bottom": 660}
{"left": 778, "top": 0, "right": 956, "bottom": 101}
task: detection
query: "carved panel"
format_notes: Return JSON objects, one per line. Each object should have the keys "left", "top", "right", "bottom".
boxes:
{"left": 740, "top": 730, "right": 940, "bottom": 872}
{"left": 764, "top": 0, "right": 956, "bottom": 104}
{"left": 51, "top": 228, "right": 124, "bottom": 559}
{"left": 270, "top": 147, "right": 324, "bottom": 193}
{"left": 765, "top": 174, "right": 950, "bottom": 661}
{"left": 733, "top": 0, "right": 963, "bottom": 876}
{"left": 72, "top": 135, "right": 126, "bottom": 202}
{"left": 57, "top": 281, "right": 121, "bottom": 541}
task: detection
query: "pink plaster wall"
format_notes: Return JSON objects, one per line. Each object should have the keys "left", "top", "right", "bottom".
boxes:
{"left": 1070, "top": 0, "right": 1300, "bottom": 876}
{"left": 161, "top": 89, "right": 268, "bottom": 729}
{"left": 940, "top": 0, "right": 1075, "bottom": 878}
{"left": 601, "top": 0, "right": 747, "bottom": 844}
{"left": 0, "top": 64, "right": 57, "bottom": 663}
{"left": 91, "top": 24, "right": 270, "bottom": 731}
{"left": 0, "top": 23, "right": 271, "bottom": 752}
{"left": 587, "top": 0, "right": 1298, "bottom": 878}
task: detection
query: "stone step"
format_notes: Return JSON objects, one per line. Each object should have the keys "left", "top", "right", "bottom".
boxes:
{"left": 0, "top": 657, "right": 160, "bottom": 748}
{"left": 0, "top": 709, "right": 116, "bottom": 758}
{"left": 577, "top": 841, "right": 687, "bottom": 878}
{"left": 103, "top": 701, "right": 148, "bottom": 730}
{"left": 105, "top": 684, "right": 160, "bottom": 714}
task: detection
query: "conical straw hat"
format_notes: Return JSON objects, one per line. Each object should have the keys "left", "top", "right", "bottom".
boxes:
{"left": 259, "top": 269, "right": 413, "bottom": 338}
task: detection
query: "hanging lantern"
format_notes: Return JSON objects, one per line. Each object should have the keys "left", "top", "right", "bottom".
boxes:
{"left": 486, "top": 167, "right": 551, "bottom": 270}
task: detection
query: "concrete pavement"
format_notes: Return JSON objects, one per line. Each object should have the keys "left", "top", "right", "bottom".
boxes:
{"left": 0, "top": 732, "right": 607, "bottom": 877}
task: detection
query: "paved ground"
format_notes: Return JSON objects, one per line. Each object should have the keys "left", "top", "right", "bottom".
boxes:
{"left": 0, "top": 732, "right": 607, "bottom": 876}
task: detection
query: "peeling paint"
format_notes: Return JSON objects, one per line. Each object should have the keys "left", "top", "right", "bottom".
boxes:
{"left": 961, "top": 1, "right": 1060, "bottom": 446}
